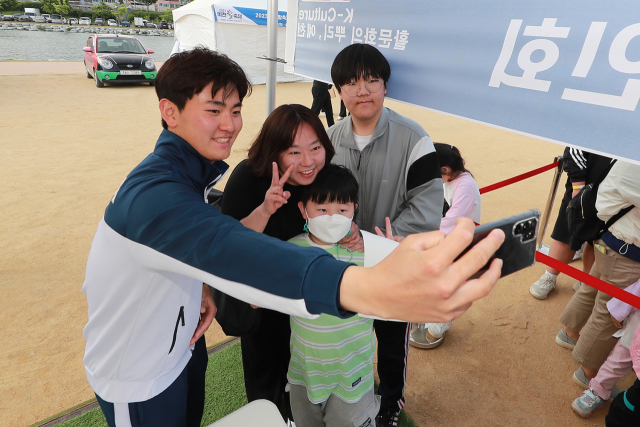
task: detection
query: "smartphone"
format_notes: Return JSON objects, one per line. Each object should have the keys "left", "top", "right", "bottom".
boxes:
{"left": 456, "top": 209, "right": 541, "bottom": 278}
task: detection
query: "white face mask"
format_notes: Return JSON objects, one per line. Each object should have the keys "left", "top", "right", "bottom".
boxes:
{"left": 305, "top": 210, "right": 353, "bottom": 244}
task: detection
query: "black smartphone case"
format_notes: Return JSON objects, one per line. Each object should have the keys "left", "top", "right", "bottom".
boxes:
{"left": 460, "top": 209, "right": 541, "bottom": 278}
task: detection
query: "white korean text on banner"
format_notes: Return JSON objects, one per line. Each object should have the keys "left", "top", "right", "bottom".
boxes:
{"left": 286, "top": 0, "right": 640, "bottom": 163}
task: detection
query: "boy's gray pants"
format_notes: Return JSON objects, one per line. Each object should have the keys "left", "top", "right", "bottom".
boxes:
{"left": 288, "top": 383, "right": 380, "bottom": 427}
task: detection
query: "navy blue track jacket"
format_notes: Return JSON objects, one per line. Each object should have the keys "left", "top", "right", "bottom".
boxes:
{"left": 82, "top": 130, "right": 351, "bottom": 403}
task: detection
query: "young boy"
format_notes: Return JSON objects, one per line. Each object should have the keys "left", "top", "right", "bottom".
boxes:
{"left": 288, "top": 163, "right": 380, "bottom": 427}
{"left": 327, "top": 43, "right": 444, "bottom": 426}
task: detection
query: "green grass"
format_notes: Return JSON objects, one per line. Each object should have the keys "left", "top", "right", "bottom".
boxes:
{"left": 51, "top": 342, "right": 247, "bottom": 427}
{"left": 44, "top": 341, "right": 417, "bottom": 427}
{"left": 200, "top": 341, "right": 248, "bottom": 424}
{"left": 53, "top": 410, "right": 108, "bottom": 427}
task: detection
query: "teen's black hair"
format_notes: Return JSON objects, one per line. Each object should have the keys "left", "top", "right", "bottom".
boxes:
{"left": 330, "top": 44, "right": 391, "bottom": 94}
{"left": 300, "top": 164, "right": 359, "bottom": 207}
{"left": 433, "top": 143, "right": 472, "bottom": 177}
{"left": 155, "top": 46, "right": 252, "bottom": 129}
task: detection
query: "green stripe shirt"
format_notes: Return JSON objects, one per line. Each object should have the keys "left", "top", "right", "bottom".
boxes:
{"left": 287, "top": 234, "right": 374, "bottom": 404}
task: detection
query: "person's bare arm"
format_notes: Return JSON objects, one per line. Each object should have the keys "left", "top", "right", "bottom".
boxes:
{"left": 339, "top": 218, "right": 504, "bottom": 323}
{"left": 240, "top": 162, "right": 293, "bottom": 232}
{"left": 571, "top": 180, "right": 586, "bottom": 198}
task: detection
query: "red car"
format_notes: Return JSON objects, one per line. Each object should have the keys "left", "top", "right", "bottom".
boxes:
{"left": 83, "top": 34, "right": 157, "bottom": 88}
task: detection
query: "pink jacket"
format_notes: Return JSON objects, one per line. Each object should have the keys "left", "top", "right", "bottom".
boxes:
{"left": 607, "top": 279, "right": 640, "bottom": 349}
{"left": 607, "top": 279, "right": 640, "bottom": 375}
{"left": 441, "top": 172, "right": 481, "bottom": 234}
{"left": 632, "top": 325, "right": 640, "bottom": 377}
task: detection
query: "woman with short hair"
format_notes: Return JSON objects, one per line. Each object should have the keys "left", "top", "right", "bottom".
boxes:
{"left": 220, "top": 104, "right": 360, "bottom": 421}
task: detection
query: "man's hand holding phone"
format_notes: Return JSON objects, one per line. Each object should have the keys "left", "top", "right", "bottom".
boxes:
{"left": 340, "top": 218, "right": 505, "bottom": 323}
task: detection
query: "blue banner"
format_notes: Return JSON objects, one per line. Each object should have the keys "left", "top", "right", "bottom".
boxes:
{"left": 288, "top": 0, "right": 640, "bottom": 163}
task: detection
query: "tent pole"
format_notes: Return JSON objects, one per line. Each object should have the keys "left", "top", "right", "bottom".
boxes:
{"left": 265, "top": 0, "right": 278, "bottom": 117}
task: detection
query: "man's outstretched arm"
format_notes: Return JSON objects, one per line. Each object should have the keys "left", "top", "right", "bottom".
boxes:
{"left": 340, "top": 218, "right": 505, "bottom": 323}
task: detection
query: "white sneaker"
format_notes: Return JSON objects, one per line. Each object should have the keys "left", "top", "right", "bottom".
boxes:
{"left": 336, "top": 116, "right": 345, "bottom": 121}
{"left": 573, "top": 244, "right": 584, "bottom": 261}
{"left": 571, "top": 389, "right": 604, "bottom": 418}
{"left": 320, "top": 112, "right": 326, "bottom": 117}
{"left": 530, "top": 274, "right": 556, "bottom": 299}
{"left": 427, "top": 322, "right": 452, "bottom": 341}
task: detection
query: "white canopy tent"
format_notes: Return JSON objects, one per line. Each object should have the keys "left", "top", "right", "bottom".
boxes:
{"left": 172, "top": 0, "right": 303, "bottom": 85}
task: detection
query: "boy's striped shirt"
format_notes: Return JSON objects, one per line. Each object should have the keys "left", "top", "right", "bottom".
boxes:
{"left": 287, "top": 234, "right": 374, "bottom": 404}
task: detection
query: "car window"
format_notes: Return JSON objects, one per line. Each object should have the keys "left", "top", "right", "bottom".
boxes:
{"left": 96, "top": 38, "right": 147, "bottom": 54}
{"left": 87, "top": 38, "right": 92, "bottom": 48}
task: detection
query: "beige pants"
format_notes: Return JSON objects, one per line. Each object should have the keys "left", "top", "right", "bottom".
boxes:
{"left": 559, "top": 239, "right": 640, "bottom": 371}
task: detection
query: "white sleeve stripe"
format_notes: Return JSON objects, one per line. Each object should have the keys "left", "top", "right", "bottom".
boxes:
{"left": 569, "top": 148, "right": 584, "bottom": 168}
{"left": 405, "top": 136, "right": 435, "bottom": 184}
{"left": 574, "top": 148, "right": 587, "bottom": 166}
{"left": 570, "top": 148, "right": 587, "bottom": 169}
{"left": 407, "top": 136, "right": 435, "bottom": 167}
{"left": 114, "top": 403, "right": 133, "bottom": 427}
{"left": 125, "top": 231, "right": 318, "bottom": 319}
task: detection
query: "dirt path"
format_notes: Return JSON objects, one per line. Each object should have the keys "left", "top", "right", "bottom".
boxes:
{"left": 0, "top": 62, "right": 633, "bottom": 427}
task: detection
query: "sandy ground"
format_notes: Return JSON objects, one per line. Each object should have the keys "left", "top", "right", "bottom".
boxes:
{"left": 0, "top": 62, "right": 635, "bottom": 427}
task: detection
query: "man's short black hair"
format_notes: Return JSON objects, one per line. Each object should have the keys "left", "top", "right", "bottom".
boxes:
{"left": 155, "top": 46, "right": 252, "bottom": 129}
{"left": 301, "top": 163, "right": 359, "bottom": 207}
{"left": 331, "top": 43, "right": 391, "bottom": 94}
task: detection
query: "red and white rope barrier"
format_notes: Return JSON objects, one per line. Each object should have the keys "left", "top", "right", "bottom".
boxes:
{"left": 477, "top": 159, "right": 639, "bottom": 309}
{"left": 479, "top": 161, "right": 560, "bottom": 194}
{"left": 536, "top": 251, "right": 640, "bottom": 309}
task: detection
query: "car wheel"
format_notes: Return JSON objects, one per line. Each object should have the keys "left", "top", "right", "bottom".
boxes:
{"left": 148, "top": 80, "right": 155, "bottom": 86}
{"left": 85, "top": 65, "right": 92, "bottom": 79}
{"left": 95, "top": 70, "right": 104, "bottom": 88}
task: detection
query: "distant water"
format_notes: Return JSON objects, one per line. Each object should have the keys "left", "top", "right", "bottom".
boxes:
{"left": 0, "top": 29, "right": 176, "bottom": 61}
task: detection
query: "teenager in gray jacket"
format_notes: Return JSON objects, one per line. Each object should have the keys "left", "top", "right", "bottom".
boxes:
{"left": 327, "top": 43, "right": 443, "bottom": 427}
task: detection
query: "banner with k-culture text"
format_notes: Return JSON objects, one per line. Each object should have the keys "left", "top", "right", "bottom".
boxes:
{"left": 285, "top": 0, "right": 640, "bottom": 163}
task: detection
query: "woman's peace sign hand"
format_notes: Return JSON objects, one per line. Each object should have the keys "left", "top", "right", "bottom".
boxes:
{"left": 260, "top": 162, "right": 293, "bottom": 216}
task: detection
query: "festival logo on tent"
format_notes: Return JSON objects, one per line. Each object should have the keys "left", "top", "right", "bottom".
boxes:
{"left": 214, "top": 6, "right": 247, "bottom": 24}
{"left": 213, "top": 5, "right": 287, "bottom": 27}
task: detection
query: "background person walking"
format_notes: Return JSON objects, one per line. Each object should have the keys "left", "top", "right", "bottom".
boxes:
{"left": 311, "top": 80, "right": 335, "bottom": 127}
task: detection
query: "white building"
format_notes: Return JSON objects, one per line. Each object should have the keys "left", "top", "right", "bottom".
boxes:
{"left": 156, "top": 0, "right": 189, "bottom": 12}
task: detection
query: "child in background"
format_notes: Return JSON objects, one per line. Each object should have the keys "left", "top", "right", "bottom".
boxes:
{"left": 605, "top": 321, "right": 640, "bottom": 426}
{"left": 435, "top": 143, "right": 481, "bottom": 234}
{"left": 287, "top": 163, "right": 380, "bottom": 427}
{"left": 571, "top": 278, "right": 640, "bottom": 418}
{"left": 427, "top": 143, "right": 481, "bottom": 343}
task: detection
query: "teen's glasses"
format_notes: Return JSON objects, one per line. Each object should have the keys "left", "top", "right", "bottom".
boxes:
{"left": 341, "top": 78, "right": 383, "bottom": 97}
